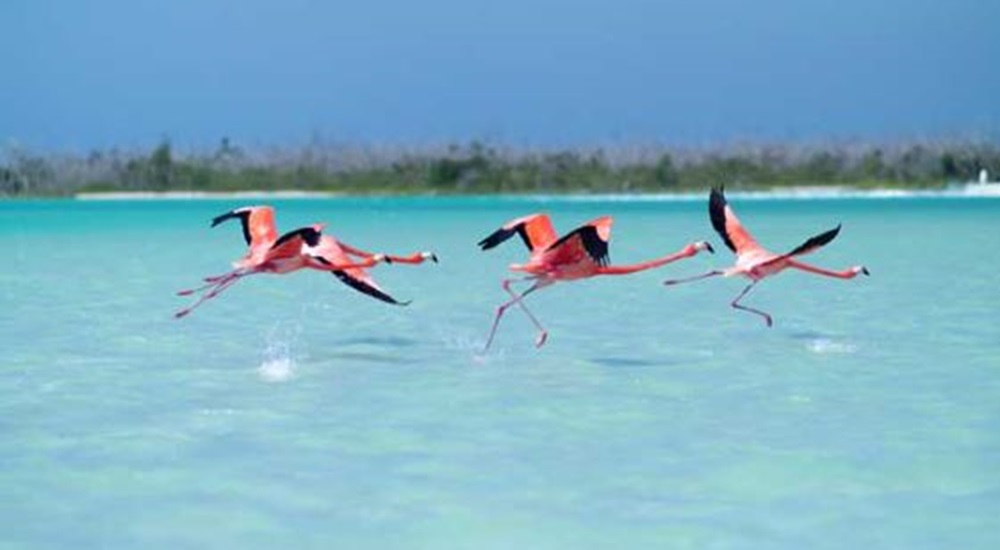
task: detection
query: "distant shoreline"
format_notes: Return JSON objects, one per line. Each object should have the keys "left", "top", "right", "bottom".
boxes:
{"left": 74, "top": 190, "right": 345, "bottom": 200}
{"left": 71, "top": 185, "right": 1000, "bottom": 201}
{"left": 6, "top": 138, "right": 998, "bottom": 198}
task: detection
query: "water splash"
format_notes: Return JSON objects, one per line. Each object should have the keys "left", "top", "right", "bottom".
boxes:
{"left": 257, "top": 322, "right": 303, "bottom": 382}
{"left": 258, "top": 355, "right": 296, "bottom": 382}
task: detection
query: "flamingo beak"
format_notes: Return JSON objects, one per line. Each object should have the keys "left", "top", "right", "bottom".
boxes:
{"left": 705, "top": 242, "right": 715, "bottom": 254}
{"left": 861, "top": 266, "right": 870, "bottom": 276}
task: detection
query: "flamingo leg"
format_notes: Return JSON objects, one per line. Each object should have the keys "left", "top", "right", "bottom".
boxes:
{"left": 174, "top": 272, "right": 253, "bottom": 318}
{"left": 663, "top": 270, "right": 724, "bottom": 286}
{"left": 503, "top": 279, "right": 550, "bottom": 347}
{"left": 731, "top": 281, "right": 772, "bottom": 327}
{"left": 177, "top": 270, "right": 241, "bottom": 296}
{"left": 483, "top": 279, "right": 548, "bottom": 351}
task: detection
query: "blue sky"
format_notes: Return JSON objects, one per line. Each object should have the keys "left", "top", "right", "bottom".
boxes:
{"left": 2, "top": 0, "right": 998, "bottom": 150}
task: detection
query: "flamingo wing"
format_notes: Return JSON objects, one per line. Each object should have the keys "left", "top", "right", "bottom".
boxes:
{"left": 545, "top": 216, "right": 611, "bottom": 267}
{"left": 311, "top": 236, "right": 409, "bottom": 306}
{"left": 268, "top": 226, "right": 323, "bottom": 259}
{"left": 212, "top": 206, "right": 278, "bottom": 247}
{"left": 755, "top": 225, "right": 843, "bottom": 271}
{"left": 710, "top": 187, "right": 762, "bottom": 254}
{"left": 330, "top": 270, "right": 410, "bottom": 306}
{"left": 786, "top": 224, "right": 841, "bottom": 257}
{"left": 478, "top": 213, "right": 558, "bottom": 252}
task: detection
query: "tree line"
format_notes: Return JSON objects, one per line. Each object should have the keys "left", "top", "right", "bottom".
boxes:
{"left": 2, "top": 137, "right": 998, "bottom": 196}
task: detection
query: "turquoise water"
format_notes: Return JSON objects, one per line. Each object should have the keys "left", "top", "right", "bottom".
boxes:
{"left": 1, "top": 195, "right": 998, "bottom": 548}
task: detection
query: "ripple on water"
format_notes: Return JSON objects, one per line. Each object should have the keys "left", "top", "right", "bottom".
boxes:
{"left": 807, "top": 338, "right": 857, "bottom": 355}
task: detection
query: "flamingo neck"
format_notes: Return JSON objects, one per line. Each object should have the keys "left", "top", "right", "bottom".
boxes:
{"left": 788, "top": 260, "right": 861, "bottom": 279}
{"left": 597, "top": 246, "right": 696, "bottom": 275}
{"left": 385, "top": 252, "right": 426, "bottom": 264}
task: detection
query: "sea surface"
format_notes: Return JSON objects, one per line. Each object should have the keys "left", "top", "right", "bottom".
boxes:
{"left": 1, "top": 194, "right": 998, "bottom": 548}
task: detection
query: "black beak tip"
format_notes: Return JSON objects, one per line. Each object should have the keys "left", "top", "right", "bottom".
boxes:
{"left": 862, "top": 267, "right": 871, "bottom": 276}
{"left": 706, "top": 243, "right": 715, "bottom": 254}
{"left": 431, "top": 253, "right": 439, "bottom": 263}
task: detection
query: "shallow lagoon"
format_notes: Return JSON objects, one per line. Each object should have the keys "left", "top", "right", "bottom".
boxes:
{"left": 1, "top": 195, "right": 998, "bottom": 548}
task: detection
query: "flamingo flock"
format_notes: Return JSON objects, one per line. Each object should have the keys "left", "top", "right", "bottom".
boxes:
{"left": 174, "top": 206, "right": 437, "bottom": 318}
{"left": 176, "top": 188, "right": 868, "bottom": 349}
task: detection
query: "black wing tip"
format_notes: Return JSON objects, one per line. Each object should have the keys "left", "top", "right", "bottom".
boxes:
{"left": 272, "top": 226, "right": 322, "bottom": 249}
{"left": 818, "top": 224, "right": 842, "bottom": 245}
{"left": 788, "top": 224, "right": 843, "bottom": 256}
{"left": 555, "top": 225, "right": 609, "bottom": 266}
{"left": 211, "top": 210, "right": 238, "bottom": 227}
{"left": 708, "top": 185, "right": 736, "bottom": 253}
{"left": 332, "top": 270, "right": 406, "bottom": 306}
{"left": 478, "top": 227, "right": 513, "bottom": 251}
{"left": 301, "top": 227, "right": 322, "bottom": 247}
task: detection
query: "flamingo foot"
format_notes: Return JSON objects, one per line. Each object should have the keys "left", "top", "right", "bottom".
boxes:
{"left": 535, "top": 331, "right": 548, "bottom": 348}
{"left": 176, "top": 289, "right": 196, "bottom": 296}
{"left": 764, "top": 315, "right": 773, "bottom": 328}
{"left": 174, "top": 309, "right": 191, "bottom": 319}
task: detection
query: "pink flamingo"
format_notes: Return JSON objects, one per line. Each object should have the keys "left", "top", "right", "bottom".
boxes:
{"left": 306, "top": 233, "right": 437, "bottom": 306}
{"left": 479, "top": 213, "right": 713, "bottom": 349}
{"left": 663, "top": 187, "right": 870, "bottom": 327}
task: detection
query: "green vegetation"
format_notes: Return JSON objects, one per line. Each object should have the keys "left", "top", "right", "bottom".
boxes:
{"left": 2, "top": 137, "right": 999, "bottom": 197}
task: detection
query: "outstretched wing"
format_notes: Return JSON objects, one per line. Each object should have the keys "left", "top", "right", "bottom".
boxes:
{"left": 311, "top": 236, "right": 409, "bottom": 306}
{"left": 212, "top": 206, "right": 278, "bottom": 248}
{"left": 786, "top": 225, "right": 841, "bottom": 257}
{"left": 330, "top": 270, "right": 410, "bottom": 306}
{"left": 267, "top": 226, "right": 322, "bottom": 259}
{"left": 544, "top": 216, "right": 611, "bottom": 267}
{"left": 478, "top": 213, "right": 558, "bottom": 252}
{"left": 756, "top": 224, "right": 844, "bottom": 273}
{"left": 709, "top": 187, "right": 761, "bottom": 255}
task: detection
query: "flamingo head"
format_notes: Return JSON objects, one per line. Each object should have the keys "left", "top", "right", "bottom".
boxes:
{"left": 854, "top": 265, "right": 870, "bottom": 276}
{"left": 693, "top": 241, "right": 715, "bottom": 254}
{"left": 421, "top": 251, "right": 439, "bottom": 263}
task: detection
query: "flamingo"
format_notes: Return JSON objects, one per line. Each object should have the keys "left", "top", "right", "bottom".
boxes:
{"left": 306, "top": 234, "right": 437, "bottom": 306}
{"left": 175, "top": 206, "right": 435, "bottom": 317}
{"left": 663, "top": 187, "right": 870, "bottom": 327}
{"left": 479, "top": 213, "right": 714, "bottom": 349}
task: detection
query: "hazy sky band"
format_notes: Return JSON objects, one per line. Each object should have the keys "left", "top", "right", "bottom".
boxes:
{"left": 2, "top": 0, "right": 998, "bottom": 150}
